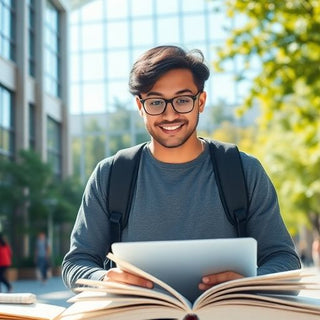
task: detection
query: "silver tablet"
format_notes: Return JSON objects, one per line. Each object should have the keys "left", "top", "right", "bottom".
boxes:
{"left": 111, "top": 237, "right": 257, "bottom": 302}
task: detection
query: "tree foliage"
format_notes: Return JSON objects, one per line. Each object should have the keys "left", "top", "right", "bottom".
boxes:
{"left": 0, "top": 150, "right": 83, "bottom": 262}
{"left": 214, "top": 0, "right": 320, "bottom": 235}
{"left": 0, "top": 150, "right": 53, "bottom": 227}
{"left": 72, "top": 103, "right": 149, "bottom": 183}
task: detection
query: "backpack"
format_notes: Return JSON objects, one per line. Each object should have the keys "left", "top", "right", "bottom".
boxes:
{"left": 107, "top": 139, "right": 249, "bottom": 247}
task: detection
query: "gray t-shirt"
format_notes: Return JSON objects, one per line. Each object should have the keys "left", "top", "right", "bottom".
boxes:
{"left": 122, "top": 144, "right": 234, "bottom": 241}
{"left": 62, "top": 141, "right": 301, "bottom": 289}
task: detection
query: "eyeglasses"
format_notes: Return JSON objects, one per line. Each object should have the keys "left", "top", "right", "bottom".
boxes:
{"left": 139, "top": 91, "right": 201, "bottom": 116}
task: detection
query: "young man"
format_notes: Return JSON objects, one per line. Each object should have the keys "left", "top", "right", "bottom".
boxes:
{"left": 62, "top": 45, "right": 301, "bottom": 292}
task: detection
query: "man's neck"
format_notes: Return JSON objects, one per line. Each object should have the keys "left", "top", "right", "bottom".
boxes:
{"left": 149, "top": 137, "right": 204, "bottom": 163}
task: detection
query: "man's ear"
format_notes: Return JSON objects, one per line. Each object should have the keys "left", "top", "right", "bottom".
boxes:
{"left": 198, "top": 91, "right": 207, "bottom": 113}
{"left": 135, "top": 96, "right": 143, "bottom": 117}
{"left": 135, "top": 96, "right": 144, "bottom": 116}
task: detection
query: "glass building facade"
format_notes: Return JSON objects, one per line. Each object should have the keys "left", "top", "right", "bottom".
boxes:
{"left": 0, "top": 0, "right": 70, "bottom": 176}
{"left": 70, "top": 0, "right": 252, "bottom": 115}
{"left": 0, "top": 0, "right": 15, "bottom": 160}
{"left": 70, "top": 0, "right": 254, "bottom": 181}
{"left": 0, "top": 85, "right": 14, "bottom": 159}
{"left": 0, "top": 0, "right": 72, "bottom": 263}
{"left": 0, "top": 0, "right": 15, "bottom": 61}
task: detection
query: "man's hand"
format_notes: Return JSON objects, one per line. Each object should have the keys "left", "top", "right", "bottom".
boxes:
{"left": 198, "top": 271, "right": 243, "bottom": 291}
{"left": 104, "top": 268, "right": 242, "bottom": 291}
{"left": 103, "top": 267, "right": 154, "bottom": 289}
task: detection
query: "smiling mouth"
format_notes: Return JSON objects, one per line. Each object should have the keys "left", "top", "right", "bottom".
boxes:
{"left": 161, "top": 124, "right": 183, "bottom": 131}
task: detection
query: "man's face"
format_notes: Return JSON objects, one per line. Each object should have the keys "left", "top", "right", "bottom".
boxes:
{"left": 136, "top": 68, "right": 206, "bottom": 149}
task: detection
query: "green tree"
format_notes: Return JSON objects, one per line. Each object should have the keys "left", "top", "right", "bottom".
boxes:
{"left": 107, "top": 101, "right": 149, "bottom": 155}
{"left": 85, "top": 119, "right": 106, "bottom": 176}
{"left": 72, "top": 119, "right": 106, "bottom": 182}
{"left": 209, "top": 121, "right": 257, "bottom": 154}
{"left": 209, "top": 103, "right": 235, "bottom": 127}
{"left": 214, "top": 1, "right": 320, "bottom": 235}
{"left": 0, "top": 150, "right": 82, "bottom": 265}
{"left": 72, "top": 101, "right": 149, "bottom": 182}
{"left": 0, "top": 150, "right": 53, "bottom": 230}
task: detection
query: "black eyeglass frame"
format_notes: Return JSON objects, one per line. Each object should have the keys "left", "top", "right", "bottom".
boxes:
{"left": 139, "top": 91, "right": 201, "bottom": 116}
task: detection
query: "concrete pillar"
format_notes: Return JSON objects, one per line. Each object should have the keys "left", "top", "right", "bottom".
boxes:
{"left": 34, "top": 0, "right": 46, "bottom": 160}
{"left": 60, "top": 8, "right": 72, "bottom": 177}
{"left": 15, "top": 1, "right": 29, "bottom": 152}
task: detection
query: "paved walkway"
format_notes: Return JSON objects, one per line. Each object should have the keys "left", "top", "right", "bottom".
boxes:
{"left": 10, "top": 276, "right": 75, "bottom": 307}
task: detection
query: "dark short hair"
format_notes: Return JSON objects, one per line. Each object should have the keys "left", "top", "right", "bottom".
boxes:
{"left": 129, "top": 45, "right": 210, "bottom": 96}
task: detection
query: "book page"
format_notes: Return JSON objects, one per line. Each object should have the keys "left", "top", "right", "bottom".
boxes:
{"left": 73, "top": 280, "right": 186, "bottom": 309}
{"left": 0, "top": 303, "right": 65, "bottom": 320}
{"left": 193, "top": 269, "right": 320, "bottom": 309}
{"left": 197, "top": 303, "right": 320, "bottom": 320}
{"left": 106, "top": 252, "right": 193, "bottom": 311}
{"left": 59, "top": 302, "right": 185, "bottom": 320}
{"left": 199, "top": 294, "right": 320, "bottom": 315}
{"left": 203, "top": 283, "right": 319, "bottom": 306}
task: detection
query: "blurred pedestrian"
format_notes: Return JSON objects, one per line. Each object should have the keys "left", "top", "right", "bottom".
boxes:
{"left": 0, "top": 233, "right": 13, "bottom": 292}
{"left": 312, "top": 237, "right": 320, "bottom": 268}
{"left": 35, "top": 232, "right": 50, "bottom": 283}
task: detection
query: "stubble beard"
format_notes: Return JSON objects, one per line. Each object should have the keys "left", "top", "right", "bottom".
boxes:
{"left": 146, "top": 113, "right": 200, "bottom": 149}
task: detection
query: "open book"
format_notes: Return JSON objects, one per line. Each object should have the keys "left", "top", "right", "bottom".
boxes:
{"left": 0, "top": 257, "right": 319, "bottom": 320}
{"left": 57, "top": 252, "right": 320, "bottom": 320}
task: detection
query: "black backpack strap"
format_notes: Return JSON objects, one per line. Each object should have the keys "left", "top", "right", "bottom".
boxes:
{"left": 208, "top": 139, "right": 249, "bottom": 237}
{"left": 107, "top": 142, "right": 147, "bottom": 245}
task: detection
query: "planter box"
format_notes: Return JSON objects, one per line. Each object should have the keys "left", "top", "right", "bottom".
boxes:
{"left": 18, "top": 267, "right": 37, "bottom": 280}
{"left": 7, "top": 268, "right": 18, "bottom": 282}
{"left": 8, "top": 267, "right": 60, "bottom": 280}
{"left": 52, "top": 266, "right": 61, "bottom": 277}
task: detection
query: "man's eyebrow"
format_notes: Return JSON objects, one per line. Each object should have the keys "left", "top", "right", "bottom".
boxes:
{"left": 145, "top": 89, "right": 194, "bottom": 97}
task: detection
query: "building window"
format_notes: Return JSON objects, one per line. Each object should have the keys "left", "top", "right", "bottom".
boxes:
{"left": 0, "top": 85, "right": 14, "bottom": 159}
{"left": 44, "top": 0, "right": 60, "bottom": 97}
{"left": 0, "top": 0, "right": 15, "bottom": 61}
{"left": 47, "top": 116, "right": 61, "bottom": 178}
{"left": 28, "top": 103, "right": 35, "bottom": 150}
{"left": 27, "top": 0, "right": 36, "bottom": 77}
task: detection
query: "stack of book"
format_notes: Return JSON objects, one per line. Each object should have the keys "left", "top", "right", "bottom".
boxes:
{"left": 1, "top": 240, "right": 320, "bottom": 320}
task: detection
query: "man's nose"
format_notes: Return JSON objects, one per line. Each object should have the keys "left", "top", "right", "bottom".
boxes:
{"left": 163, "top": 101, "right": 178, "bottom": 116}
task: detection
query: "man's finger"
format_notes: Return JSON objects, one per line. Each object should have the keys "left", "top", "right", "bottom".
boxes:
{"left": 104, "top": 268, "right": 153, "bottom": 288}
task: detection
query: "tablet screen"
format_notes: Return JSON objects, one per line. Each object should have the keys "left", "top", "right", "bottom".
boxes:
{"left": 111, "top": 237, "right": 257, "bottom": 302}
